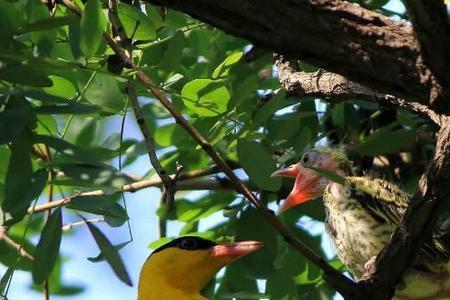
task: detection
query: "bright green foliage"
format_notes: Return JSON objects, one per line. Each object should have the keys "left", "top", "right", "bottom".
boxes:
{"left": 0, "top": 0, "right": 435, "bottom": 299}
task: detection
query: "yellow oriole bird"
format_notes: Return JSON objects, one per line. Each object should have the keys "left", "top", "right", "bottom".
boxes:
{"left": 138, "top": 236, "right": 263, "bottom": 300}
{"left": 272, "top": 148, "right": 450, "bottom": 299}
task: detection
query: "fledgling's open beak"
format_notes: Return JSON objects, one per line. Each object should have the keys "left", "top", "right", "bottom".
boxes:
{"left": 210, "top": 241, "right": 263, "bottom": 261}
{"left": 270, "top": 163, "right": 300, "bottom": 178}
{"left": 272, "top": 163, "right": 316, "bottom": 214}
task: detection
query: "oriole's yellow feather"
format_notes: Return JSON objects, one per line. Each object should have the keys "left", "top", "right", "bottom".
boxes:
{"left": 137, "top": 247, "right": 231, "bottom": 300}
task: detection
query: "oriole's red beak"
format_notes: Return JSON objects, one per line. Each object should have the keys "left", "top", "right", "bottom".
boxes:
{"left": 210, "top": 241, "right": 263, "bottom": 260}
{"left": 271, "top": 163, "right": 315, "bottom": 213}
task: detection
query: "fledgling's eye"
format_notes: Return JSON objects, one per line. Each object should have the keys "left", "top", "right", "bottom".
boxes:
{"left": 179, "top": 237, "right": 198, "bottom": 250}
{"left": 301, "top": 150, "right": 319, "bottom": 166}
{"left": 301, "top": 152, "right": 310, "bottom": 165}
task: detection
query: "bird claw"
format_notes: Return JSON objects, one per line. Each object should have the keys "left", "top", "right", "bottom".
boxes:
{"left": 364, "top": 256, "right": 377, "bottom": 273}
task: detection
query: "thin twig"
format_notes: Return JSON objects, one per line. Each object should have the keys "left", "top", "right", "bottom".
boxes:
{"left": 27, "top": 166, "right": 234, "bottom": 214}
{"left": 127, "top": 81, "right": 176, "bottom": 205}
{"left": 109, "top": 0, "right": 177, "bottom": 209}
{"left": 158, "top": 191, "right": 167, "bottom": 238}
{"left": 62, "top": 219, "right": 104, "bottom": 232}
{"left": 0, "top": 227, "right": 34, "bottom": 261}
{"left": 43, "top": 145, "right": 54, "bottom": 300}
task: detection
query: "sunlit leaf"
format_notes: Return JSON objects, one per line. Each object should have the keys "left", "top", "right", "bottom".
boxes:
{"left": 80, "top": 0, "right": 106, "bottom": 57}
{"left": 212, "top": 52, "right": 243, "bottom": 79}
{"left": 117, "top": 3, "right": 155, "bottom": 40}
{"left": 181, "top": 79, "right": 230, "bottom": 116}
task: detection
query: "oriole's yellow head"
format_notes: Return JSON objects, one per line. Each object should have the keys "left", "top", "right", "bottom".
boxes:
{"left": 138, "top": 236, "right": 263, "bottom": 300}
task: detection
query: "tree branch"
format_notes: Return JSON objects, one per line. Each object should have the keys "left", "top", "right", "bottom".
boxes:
{"left": 27, "top": 166, "right": 235, "bottom": 214}
{"left": 0, "top": 227, "right": 34, "bottom": 261}
{"left": 359, "top": 117, "right": 450, "bottom": 299}
{"left": 144, "top": 0, "right": 448, "bottom": 113}
{"left": 274, "top": 55, "right": 443, "bottom": 126}
{"left": 127, "top": 80, "right": 176, "bottom": 207}
{"left": 403, "top": 0, "right": 450, "bottom": 108}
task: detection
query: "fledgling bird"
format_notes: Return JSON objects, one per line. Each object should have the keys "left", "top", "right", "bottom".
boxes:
{"left": 272, "top": 148, "right": 450, "bottom": 299}
{"left": 137, "top": 236, "right": 263, "bottom": 300}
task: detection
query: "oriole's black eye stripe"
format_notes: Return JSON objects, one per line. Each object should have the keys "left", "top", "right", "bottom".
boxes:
{"left": 152, "top": 236, "right": 217, "bottom": 255}
{"left": 179, "top": 237, "right": 198, "bottom": 250}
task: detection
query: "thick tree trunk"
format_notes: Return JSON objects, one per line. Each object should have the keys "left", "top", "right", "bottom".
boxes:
{"left": 145, "top": 0, "right": 447, "bottom": 113}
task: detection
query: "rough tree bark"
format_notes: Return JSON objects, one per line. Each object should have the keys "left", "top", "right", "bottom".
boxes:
{"left": 145, "top": 0, "right": 448, "bottom": 113}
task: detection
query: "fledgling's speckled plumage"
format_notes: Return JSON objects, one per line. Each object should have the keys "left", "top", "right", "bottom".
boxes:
{"left": 273, "top": 148, "right": 450, "bottom": 299}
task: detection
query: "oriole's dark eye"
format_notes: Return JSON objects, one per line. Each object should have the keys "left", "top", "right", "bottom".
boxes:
{"left": 179, "top": 237, "right": 198, "bottom": 250}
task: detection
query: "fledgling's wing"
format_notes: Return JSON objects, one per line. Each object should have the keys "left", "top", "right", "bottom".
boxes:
{"left": 347, "top": 176, "right": 450, "bottom": 262}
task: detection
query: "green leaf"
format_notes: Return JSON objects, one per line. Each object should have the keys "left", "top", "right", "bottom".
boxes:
{"left": 332, "top": 102, "right": 346, "bottom": 126}
{"left": 181, "top": 79, "right": 230, "bottom": 116}
{"left": 297, "top": 98, "right": 319, "bottom": 139}
{"left": 159, "top": 31, "right": 186, "bottom": 71}
{"left": 148, "top": 237, "right": 173, "bottom": 249}
{"left": 0, "top": 148, "right": 10, "bottom": 181}
{"left": 82, "top": 73, "right": 125, "bottom": 114}
{"left": 0, "top": 265, "right": 14, "bottom": 295}
{"left": 16, "top": 16, "right": 71, "bottom": 34}
{"left": 174, "top": 192, "right": 233, "bottom": 222}
{"left": 67, "top": 195, "right": 128, "bottom": 225}
{"left": 216, "top": 263, "right": 258, "bottom": 300}
{"left": 293, "top": 126, "right": 312, "bottom": 154}
{"left": 212, "top": 52, "right": 243, "bottom": 79}
{"left": 237, "top": 140, "right": 281, "bottom": 191}
{"left": 358, "top": 129, "right": 416, "bottom": 156}
{"left": 80, "top": 0, "right": 106, "bottom": 57}
{"left": 0, "top": 234, "right": 35, "bottom": 270}
{"left": 0, "top": 96, "right": 36, "bottom": 144}
{"left": 34, "top": 135, "right": 104, "bottom": 163}
{"left": 12, "top": 169, "right": 48, "bottom": 219}
{"left": 233, "top": 208, "right": 277, "bottom": 277}
{"left": 86, "top": 222, "right": 132, "bottom": 286}
{"left": 308, "top": 166, "right": 346, "bottom": 185}
{"left": 43, "top": 75, "right": 77, "bottom": 99}
{"left": 32, "top": 208, "right": 63, "bottom": 284}
{"left": 87, "top": 241, "right": 130, "bottom": 262}
{"left": 53, "top": 163, "right": 133, "bottom": 189}
{"left": 117, "top": 3, "right": 155, "bottom": 40}
{"left": 154, "top": 123, "right": 193, "bottom": 148}
{"left": 2, "top": 136, "right": 47, "bottom": 224}
{"left": 34, "top": 103, "right": 100, "bottom": 115}
{"left": 26, "top": 0, "right": 56, "bottom": 54}
{"left": 0, "top": 65, "right": 52, "bottom": 87}
{"left": 68, "top": 16, "right": 82, "bottom": 60}
{"left": 268, "top": 113, "right": 301, "bottom": 141}
{"left": 0, "top": 87, "right": 71, "bottom": 104}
